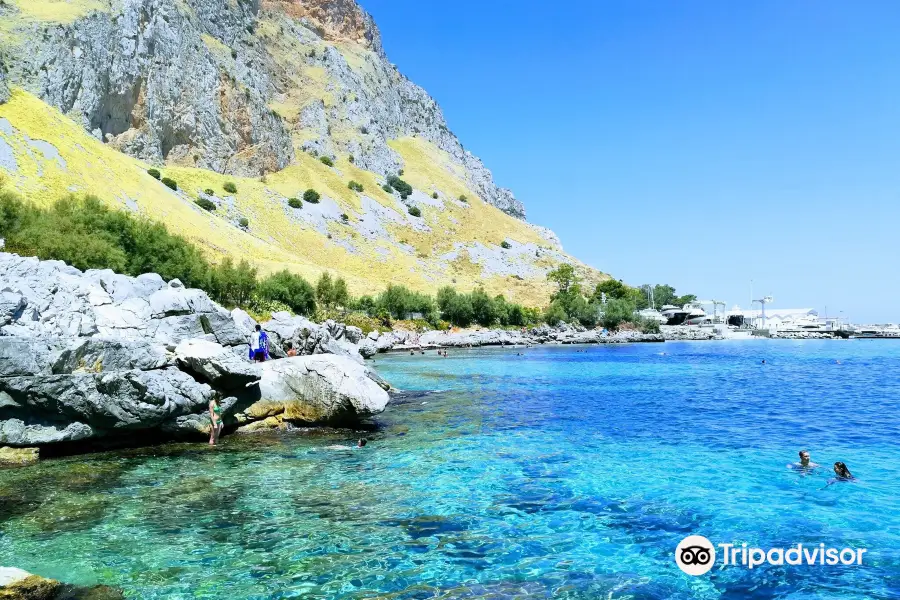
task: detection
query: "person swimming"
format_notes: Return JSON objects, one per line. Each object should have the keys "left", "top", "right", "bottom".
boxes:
{"left": 823, "top": 462, "right": 856, "bottom": 487}
{"left": 326, "top": 438, "right": 368, "bottom": 451}
{"left": 832, "top": 462, "right": 854, "bottom": 480}
{"left": 788, "top": 449, "right": 820, "bottom": 471}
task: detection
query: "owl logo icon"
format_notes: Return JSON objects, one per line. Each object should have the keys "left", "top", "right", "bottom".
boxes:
{"left": 676, "top": 535, "right": 716, "bottom": 575}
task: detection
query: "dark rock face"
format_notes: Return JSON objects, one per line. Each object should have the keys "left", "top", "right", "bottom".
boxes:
{"left": 0, "top": 52, "right": 9, "bottom": 105}
{"left": 5, "top": 0, "right": 293, "bottom": 176}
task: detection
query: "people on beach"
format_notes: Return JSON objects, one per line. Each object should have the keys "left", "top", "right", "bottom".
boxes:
{"left": 208, "top": 398, "right": 224, "bottom": 446}
{"left": 249, "top": 324, "right": 269, "bottom": 362}
{"left": 788, "top": 449, "right": 820, "bottom": 471}
{"left": 287, "top": 343, "right": 298, "bottom": 357}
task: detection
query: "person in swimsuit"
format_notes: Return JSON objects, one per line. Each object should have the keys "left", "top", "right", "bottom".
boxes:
{"left": 209, "top": 398, "right": 224, "bottom": 446}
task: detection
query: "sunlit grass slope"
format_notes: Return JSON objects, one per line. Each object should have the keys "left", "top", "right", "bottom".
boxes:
{"left": 0, "top": 89, "right": 599, "bottom": 306}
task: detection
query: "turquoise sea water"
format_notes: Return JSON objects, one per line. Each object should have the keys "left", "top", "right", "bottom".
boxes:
{"left": 1, "top": 340, "right": 899, "bottom": 598}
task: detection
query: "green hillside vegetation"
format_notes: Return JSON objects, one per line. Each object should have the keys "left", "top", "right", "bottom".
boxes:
{"left": 0, "top": 190, "right": 548, "bottom": 329}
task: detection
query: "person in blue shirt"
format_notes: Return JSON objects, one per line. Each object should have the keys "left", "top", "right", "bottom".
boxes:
{"left": 249, "top": 324, "right": 270, "bottom": 362}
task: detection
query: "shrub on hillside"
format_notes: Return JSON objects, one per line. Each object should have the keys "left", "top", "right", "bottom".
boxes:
{"left": 161, "top": 178, "right": 178, "bottom": 191}
{"left": 238, "top": 217, "right": 249, "bottom": 228}
{"left": 147, "top": 168, "right": 161, "bottom": 180}
{"left": 341, "top": 213, "right": 349, "bottom": 223}
{"left": 386, "top": 175, "right": 412, "bottom": 196}
{"left": 223, "top": 182, "right": 237, "bottom": 194}
{"left": 195, "top": 198, "right": 216, "bottom": 211}
{"left": 408, "top": 206, "right": 421, "bottom": 217}
{"left": 320, "top": 156, "right": 334, "bottom": 167}
{"left": 432, "top": 192, "right": 439, "bottom": 199}
{"left": 303, "top": 189, "right": 320, "bottom": 204}
{"left": 459, "top": 194, "right": 468, "bottom": 202}
{"left": 500, "top": 240, "right": 511, "bottom": 249}
{"left": 288, "top": 198, "right": 302, "bottom": 209}
{"left": 382, "top": 183, "right": 393, "bottom": 194}
{"left": 348, "top": 181, "right": 364, "bottom": 192}
{"left": 204, "top": 188, "right": 215, "bottom": 196}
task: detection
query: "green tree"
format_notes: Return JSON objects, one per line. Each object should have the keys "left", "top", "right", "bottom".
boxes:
{"left": 470, "top": 287, "right": 497, "bottom": 326}
{"left": 543, "top": 302, "right": 567, "bottom": 326}
{"left": 209, "top": 258, "right": 257, "bottom": 307}
{"left": 593, "top": 279, "right": 627, "bottom": 301}
{"left": 354, "top": 295, "right": 377, "bottom": 315}
{"left": 257, "top": 270, "right": 317, "bottom": 315}
{"left": 599, "top": 298, "right": 636, "bottom": 330}
{"left": 332, "top": 277, "right": 349, "bottom": 309}
{"left": 316, "top": 273, "right": 334, "bottom": 308}
{"left": 547, "top": 263, "right": 579, "bottom": 296}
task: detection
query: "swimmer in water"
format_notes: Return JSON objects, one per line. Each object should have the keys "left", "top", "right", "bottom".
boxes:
{"left": 788, "top": 449, "right": 819, "bottom": 471}
{"left": 825, "top": 461, "right": 856, "bottom": 486}
{"left": 762, "top": 359, "right": 766, "bottom": 364}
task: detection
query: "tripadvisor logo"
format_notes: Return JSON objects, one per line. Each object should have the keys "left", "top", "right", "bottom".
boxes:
{"left": 675, "top": 535, "right": 867, "bottom": 575}
{"left": 675, "top": 535, "right": 716, "bottom": 575}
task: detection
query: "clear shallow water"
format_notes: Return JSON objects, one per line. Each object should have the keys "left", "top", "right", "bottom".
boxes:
{"left": 2, "top": 340, "right": 899, "bottom": 599}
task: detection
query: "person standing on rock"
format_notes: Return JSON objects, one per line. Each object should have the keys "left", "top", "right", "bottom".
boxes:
{"left": 209, "top": 398, "right": 224, "bottom": 446}
{"left": 249, "top": 324, "right": 270, "bottom": 362}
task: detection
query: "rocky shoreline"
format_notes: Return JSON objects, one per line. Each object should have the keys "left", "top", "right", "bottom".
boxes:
{"left": 1, "top": 251, "right": 816, "bottom": 465}
{"left": 0, "top": 252, "right": 389, "bottom": 462}
{"left": 366, "top": 323, "right": 724, "bottom": 351}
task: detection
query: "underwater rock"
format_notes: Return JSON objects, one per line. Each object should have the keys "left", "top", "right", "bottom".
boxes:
{"left": 0, "top": 567, "right": 124, "bottom": 599}
{"left": 0, "top": 446, "right": 39, "bottom": 467}
{"left": 0, "top": 567, "right": 60, "bottom": 599}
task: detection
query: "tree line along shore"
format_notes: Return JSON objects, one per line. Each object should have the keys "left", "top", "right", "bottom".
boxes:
{"left": 0, "top": 192, "right": 697, "bottom": 336}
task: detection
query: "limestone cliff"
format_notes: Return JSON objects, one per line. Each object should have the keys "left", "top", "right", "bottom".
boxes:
{"left": 0, "top": 0, "right": 605, "bottom": 305}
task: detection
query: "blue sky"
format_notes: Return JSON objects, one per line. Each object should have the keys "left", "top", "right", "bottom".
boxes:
{"left": 362, "top": 0, "right": 900, "bottom": 323}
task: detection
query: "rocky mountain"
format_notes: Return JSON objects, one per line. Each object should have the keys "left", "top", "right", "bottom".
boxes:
{"left": 0, "top": 0, "right": 605, "bottom": 305}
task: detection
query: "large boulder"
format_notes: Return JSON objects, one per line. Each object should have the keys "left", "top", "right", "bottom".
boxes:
{"left": 235, "top": 355, "right": 389, "bottom": 428}
{"left": 52, "top": 338, "right": 168, "bottom": 374}
{"left": 174, "top": 339, "right": 259, "bottom": 390}
{"left": 0, "top": 368, "right": 214, "bottom": 446}
{"left": 358, "top": 338, "right": 378, "bottom": 359}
